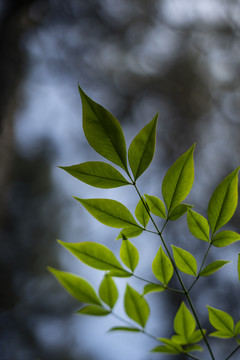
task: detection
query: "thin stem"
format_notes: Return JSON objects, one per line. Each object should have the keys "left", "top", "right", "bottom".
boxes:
{"left": 188, "top": 243, "right": 212, "bottom": 292}
{"left": 225, "top": 344, "right": 240, "bottom": 360}
{"left": 132, "top": 274, "right": 184, "bottom": 294}
{"left": 143, "top": 228, "right": 159, "bottom": 235}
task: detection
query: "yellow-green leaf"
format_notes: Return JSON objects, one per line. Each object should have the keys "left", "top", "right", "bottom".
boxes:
{"left": 120, "top": 239, "right": 139, "bottom": 272}
{"left": 135, "top": 197, "right": 150, "bottom": 228}
{"left": 99, "top": 275, "right": 118, "bottom": 309}
{"left": 77, "top": 305, "right": 110, "bottom": 316}
{"left": 172, "top": 245, "right": 197, "bottom": 276}
{"left": 144, "top": 194, "right": 166, "bottom": 219}
{"left": 212, "top": 231, "right": 240, "bottom": 247}
{"left": 174, "top": 302, "right": 196, "bottom": 342}
{"left": 152, "top": 246, "right": 173, "bottom": 285}
{"left": 124, "top": 284, "right": 149, "bottom": 328}
{"left": 187, "top": 208, "right": 210, "bottom": 242}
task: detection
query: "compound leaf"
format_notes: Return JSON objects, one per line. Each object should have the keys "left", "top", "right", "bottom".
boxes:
{"left": 162, "top": 144, "right": 195, "bottom": 214}
{"left": 172, "top": 245, "right": 197, "bottom": 276}
{"left": 48, "top": 267, "right": 101, "bottom": 305}
{"left": 207, "top": 306, "right": 234, "bottom": 336}
{"left": 128, "top": 115, "right": 158, "bottom": 180}
{"left": 174, "top": 302, "right": 196, "bottom": 341}
{"left": 120, "top": 239, "right": 139, "bottom": 272}
{"left": 135, "top": 197, "right": 150, "bottom": 228}
{"left": 77, "top": 305, "right": 110, "bottom": 316}
{"left": 152, "top": 246, "right": 173, "bottom": 285}
{"left": 168, "top": 204, "right": 193, "bottom": 221}
{"left": 187, "top": 208, "right": 210, "bottom": 242}
{"left": 212, "top": 231, "right": 240, "bottom": 247}
{"left": 208, "top": 168, "right": 240, "bottom": 235}
{"left": 144, "top": 194, "right": 166, "bottom": 219}
{"left": 99, "top": 275, "right": 118, "bottom": 309}
{"left": 124, "top": 284, "right": 149, "bottom": 328}
{"left": 59, "top": 162, "right": 130, "bottom": 188}
{"left": 79, "top": 86, "right": 127, "bottom": 171}
{"left": 199, "top": 260, "right": 230, "bottom": 277}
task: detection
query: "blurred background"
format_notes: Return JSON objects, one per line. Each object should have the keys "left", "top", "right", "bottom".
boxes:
{"left": 1, "top": 0, "right": 240, "bottom": 359}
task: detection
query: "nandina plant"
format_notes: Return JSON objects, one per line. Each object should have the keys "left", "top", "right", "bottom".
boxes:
{"left": 48, "top": 86, "right": 240, "bottom": 360}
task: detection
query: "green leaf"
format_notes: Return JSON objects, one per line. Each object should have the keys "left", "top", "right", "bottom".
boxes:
{"left": 151, "top": 345, "right": 181, "bottom": 354}
{"left": 58, "top": 241, "right": 124, "bottom": 271}
{"left": 174, "top": 302, "right": 196, "bottom": 341}
{"left": 168, "top": 204, "right": 193, "bottom": 221}
{"left": 142, "top": 283, "right": 165, "bottom": 296}
{"left": 74, "top": 198, "right": 139, "bottom": 228}
{"left": 59, "top": 162, "right": 130, "bottom": 188}
{"left": 238, "top": 253, "right": 240, "bottom": 282}
{"left": 48, "top": 267, "right": 101, "bottom": 305}
{"left": 152, "top": 246, "right": 174, "bottom": 285}
{"left": 184, "top": 344, "right": 203, "bottom": 352}
{"left": 128, "top": 115, "right": 158, "bottom": 180}
{"left": 207, "top": 168, "right": 240, "bottom": 235}
{"left": 234, "top": 320, "right": 240, "bottom": 336}
{"left": 162, "top": 144, "right": 195, "bottom": 214}
{"left": 212, "top": 231, "right": 240, "bottom": 247}
{"left": 207, "top": 306, "right": 234, "bottom": 336}
{"left": 187, "top": 329, "right": 206, "bottom": 344}
{"left": 172, "top": 245, "right": 197, "bottom": 276}
{"left": 124, "top": 284, "right": 150, "bottom": 328}
{"left": 144, "top": 194, "right": 166, "bottom": 219}
{"left": 209, "top": 330, "right": 234, "bottom": 338}
{"left": 108, "top": 327, "right": 141, "bottom": 332}
{"left": 120, "top": 239, "right": 139, "bottom": 272}
{"left": 116, "top": 227, "right": 143, "bottom": 240}
{"left": 187, "top": 208, "right": 210, "bottom": 242}
{"left": 77, "top": 305, "right": 110, "bottom": 316}
{"left": 199, "top": 260, "right": 230, "bottom": 277}
{"left": 107, "top": 269, "right": 132, "bottom": 277}
{"left": 78, "top": 86, "right": 127, "bottom": 171}
{"left": 156, "top": 338, "right": 183, "bottom": 353}
{"left": 135, "top": 197, "right": 150, "bottom": 228}
{"left": 99, "top": 275, "right": 118, "bottom": 309}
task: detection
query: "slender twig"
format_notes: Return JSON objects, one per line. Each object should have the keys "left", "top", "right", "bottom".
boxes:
{"left": 225, "top": 344, "right": 240, "bottom": 360}
{"left": 188, "top": 243, "right": 212, "bottom": 292}
{"left": 132, "top": 273, "right": 184, "bottom": 294}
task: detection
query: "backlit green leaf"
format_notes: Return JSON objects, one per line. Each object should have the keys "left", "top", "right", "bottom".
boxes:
{"left": 162, "top": 144, "right": 195, "bottom": 214}
{"left": 187, "top": 329, "right": 206, "bottom": 344}
{"left": 120, "top": 239, "right": 139, "bottom": 272}
{"left": 168, "top": 204, "right": 193, "bottom": 221}
{"left": 212, "top": 231, "right": 240, "bottom": 247}
{"left": 207, "top": 306, "right": 234, "bottom": 336}
{"left": 142, "top": 283, "right": 165, "bottom": 296}
{"left": 210, "top": 330, "right": 234, "bottom": 338}
{"left": 116, "top": 227, "right": 143, "bottom": 240}
{"left": 59, "top": 162, "right": 130, "bottom": 188}
{"left": 124, "top": 284, "right": 149, "bottom": 328}
{"left": 74, "top": 198, "right": 139, "bottom": 228}
{"left": 152, "top": 246, "right": 174, "bottom": 285}
{"left": 151, "top": 345, "right": 181, "bottom": 354}
{"left": 174, "top": 302, "right": 196, "bottom": 341}
{"left": 184, "top": 344, "right": 203, "bottom": 352}
{"left": 107, "top": 269, "right": 132, "bottom": 277}
{"left": 128, "top": 115, "right": 158, "bottom": 180}
{"left": 234, "top": 320, "right": 240, "bottom": 336}
{"left": 172, "top": 245, "right": 197, "bottom": 276}
{"left": 99, "top": 275, "right": 118, "bottom": 309}
{"left": 144, "top": 194, "right": 166, "bottom": 219}
{"left": 58, "top": 241, "right": 124, "bottom": 271}
{"left": 207, "top": 168, "right": 240, "bottom": 235}
{"left": 79, "top": 86, "right": 128, "bottom": 171}
{"left": 199, "top": 260, "right": 230, "bottom": 277}
{"left": 156, "top": 338, "right": 183, "bottom": 353}
{"left": 77, "top": 305, "right": 110, "bottom": 316}
{"left": 187, "top": 208, "right": 210, "bottom": 242}
{"left": 135, "top": 197, "right": 150, "bottom": 228}
{"left": 48, "top": 267, "right": 101, "bottom": 305}
{"left": 108, "top": 327, "right": 141, "bottom": 332}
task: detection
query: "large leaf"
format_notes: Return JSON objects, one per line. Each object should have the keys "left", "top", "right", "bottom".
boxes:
{"left": 135, "top": 197, "right": 150, "bottom": 228}
{"left": 172, "top": 245, "right": 197, "bottom": 276}
{"left": 79, "top": 86, "right": 127, "bottom": 171}
{"left": 74, "top": 198, "right": 139, "bottom": 228}
{"left": 120, "top": 239, "right": 139, "bottom": 272}
{"left": 99, "top": 275, "right": 118, "bottom": 309}
{"left": 59, "top": 162, "right": 130, "bottom": 188}
{"left": 77, "top": 305, "right": 110, "bottom": 316}
{"left": 152, "top": 246, "right": 174, "bottom": 285}
{"left": 124, "top": 284, "right": 149, "bottom": 328}
{"left": 128, "top": 115, "right": 158, "bottom": 180}
{"left": 187, "top": 208, "right": 210, "bottom": 242}
{"left": 207, "top": 306, "right": 234, "bottom": 337}
{"left": 58, "top": 241, "right": 124, "bottom": 271}
{"left": 162, "top": 144, "right": 195, "bottom": 214}
{"left": 48, "top": 267, "right": 101, "bottom": 305}
{"left": 207, "top": 168, "right": 240, "bottom": 235}
{"left": 199, "top": 260, "right": 230, "bottom": 277}
{"left": 212, "top": 231, "right": 240, "bottom": 247}
{"left": 144, "top": 194, "right": 166, "bottom": 219}
{"left": 174, "top": 302, "right": 196, "bottom": 342}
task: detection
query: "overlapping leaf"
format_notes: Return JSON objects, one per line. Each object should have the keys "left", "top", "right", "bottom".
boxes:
{"left": 187, "top": 208, "right": 210, "bottom": 242}
{"left": 144, "top": 194, "right": 166, "bottom": 219}
{"left": 120, "top": 239, "right": 139, "bottom": 272}
{"left": 174, "top": 302, "right": 196, "bottom": 342}
{"left": 116, "top": 227, "right": 143, "bottom": 240}
{"left": 152, "top": 246, "right": 173, "bottom": 285}
{"left": 172, "top": 245, "right": 197, "bottom": 276}
{"left": 124, "top": 284, "right": 149, "bottom": 328}
{"left": 169, "top": 204, "right": 193, "bottom": 221}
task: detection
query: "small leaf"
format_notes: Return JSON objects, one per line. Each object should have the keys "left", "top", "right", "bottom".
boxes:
{"left": 128, "top": 115, "right": 158, "bottom": 180}
{"left": 212, "top": 231, "right": 240, "bottom": 247}
{"left": 187, "top": 208, "right": 210, "bottom": 242}
{"left": 199, "top": 260, "right": 230, "bottom": 277}
{"left": 59, "top": 162, "right": 130, "bottom": 188}
{"left": 174, "top": 302, "right": 196, "bottom": 341}
{"left": 144, "top": 194, "right": 166, "bottom": 219}
{"left": 58, "top": 241, "right": 124, "bottom": 271}
{"left": 107, "top": 269, "right": 132, "bottom": 277}
{"left": 238, "top": 254, "right": 240, "bottom": 282}
{"left": 207, "top": 168, "right": 240, "bottom": 235}
{"left": 74, "top": 198, "right": 140, "bottom": 228}
{"left": 99, "top": 275, "right": 118, "bottom": 309}
{"left": 120, "top": 239, "right": 139, "bottom": 272}
{"left": 142, "top": 283, "right": 165, "bottom": 296}
{"left": 48, "top": 267, "right": 101, "bottom": 305}
{"left": 234, "top": 320, "right": 240, "bottom": 336}
{"left": 162, "top": 144, "right": 195, "bottom": 214}
{"left": 116, "top": 227, "right": 143, "bottom": 240}
{"left": 168, "top": 204, "right": 193, "bottom": 221}
{"left": 184, "top": 344, "right": 203, "bottom": 352}
{"left": 79, "top": 86, "right": 128, "bottom": 171}
{"left": 156, "top": 338, "right": 183, "bottom": 353}
{"left": 135, "top": 197, "right": 150, "bottom": 228}
{"left": 124, "top": 284, "right": 150, "bottom": 328}
{"left": 77, "top": 305, "right": 110, "bottom": 316}
{"left": 152, "top": 246, "right": 174, "bottom": 285}
{"left": 151, "top": 345, "right": 180, "bottom": 354}
{"left": 108, "top": 327, "right": 141, "bottom": 332}
{"left": 207, "top": 306, "right": 234, "bottom": 336}
{"left": 172, "top": 246, "right": 197, "bottom": 276}
{"left": 187, "top": 329, "right": 206, "bottom": 344}
{"left": 209, "top": 330, "right": 234, "bottom": 338}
